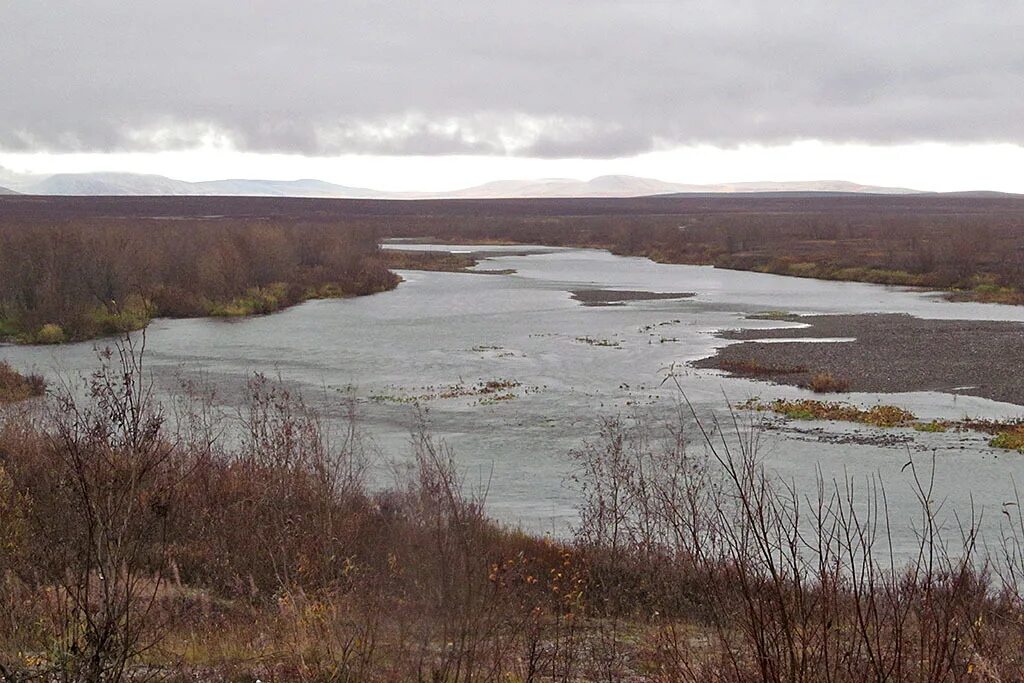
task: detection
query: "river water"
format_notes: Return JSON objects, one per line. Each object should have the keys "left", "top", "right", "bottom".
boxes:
{"left": 4, "top": 245, "right": 1024, "bottom": 556}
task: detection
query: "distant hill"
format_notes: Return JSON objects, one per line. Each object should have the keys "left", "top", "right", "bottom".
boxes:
{"left": 692, "top": 180, "right": 922, "bottom": 195}
{"left": 17, "top": 172, "right": 923, "bottom": 198}
{"left": 192, "top": 178, "right": 389, "bottom": 198}
{"left": 427, "top": 175, "right": 690, "bottom": 198}
{"left": 30, "top": 173, "right": 196, "bottom": 196}
{"left": 928, "top": 190, "right": 1020, "bottom": 198}
{"left": 433, "top": 176, "right": 922, "bottom": 198}
{"left": 27, "top": 173, "right": 388, "bottom": 198}
{"left": 0, "top": 185, "right": 17, "bottom": 195}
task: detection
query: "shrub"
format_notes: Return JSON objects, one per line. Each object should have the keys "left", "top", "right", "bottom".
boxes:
{"left": 33, "top": 323, "right": 66, "bottom": 344}
{"left": 808, "top": 372, "right": 850, "bottom": 393}
{"left": 86, "top": 295, "right": 155, "bottom": 336}
{"left": 0, "top": 317, "right": 17, "bottom": 339}
{"left": 207, "top": 283, "right": 290, "bottom": 317}
{"left": 0, "top": 361, "right": 46, "bottom": 403}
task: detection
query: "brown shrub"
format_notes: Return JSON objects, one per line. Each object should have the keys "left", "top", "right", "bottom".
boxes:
{"left": 0, "top": 361, "right": 45, "bottom": 403}
{"left": 808, "top": 371, "right": 850, "bottom": 393}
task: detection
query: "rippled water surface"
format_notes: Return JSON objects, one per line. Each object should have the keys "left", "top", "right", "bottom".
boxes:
{"left": 4, "top": 246, "right": 1024, "bottom": 553}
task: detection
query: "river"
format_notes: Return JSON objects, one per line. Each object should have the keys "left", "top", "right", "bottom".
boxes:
{"left": 4, "top": 245, "right": 1024, "bottom": 556}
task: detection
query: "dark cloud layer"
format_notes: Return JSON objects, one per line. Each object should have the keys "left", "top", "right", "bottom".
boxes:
{"left": 2, "top": 1, "right": 1022, "bottom": 157}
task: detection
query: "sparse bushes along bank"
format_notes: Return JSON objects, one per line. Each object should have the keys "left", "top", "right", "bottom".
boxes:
{"left": 0, "top": 219, "right": 399, "bottom": 343}
{"left": 3, "top": 341, "right": 1024, "bottom": 679}
{"left": 991, "top": 428, "right": 1024, "bottom": 452}
{"left": 715, "top": 362, "right": 850, "bottom": 393}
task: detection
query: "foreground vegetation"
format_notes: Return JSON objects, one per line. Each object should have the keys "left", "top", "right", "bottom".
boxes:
{"left": 3, "top": 340, "right": 1024, "bottom": 680}
{"left": 0, "top": 218, "right": 399, "bottom": 343}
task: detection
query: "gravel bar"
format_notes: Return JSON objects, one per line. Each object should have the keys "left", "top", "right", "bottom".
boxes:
{"left": 692, "top": 313, "right": 1024, "bottom": 406}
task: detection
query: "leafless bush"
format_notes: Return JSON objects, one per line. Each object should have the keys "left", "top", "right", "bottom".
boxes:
{"left": 570, "top": 398, "right": 1002, "bottom": 682}
{"left": 0, "top": 335, "right": 183, "bottom": 681}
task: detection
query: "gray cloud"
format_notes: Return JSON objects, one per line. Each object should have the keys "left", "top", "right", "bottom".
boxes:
{"left": 1, "top": 1, "right": 1022, "bottom": 157}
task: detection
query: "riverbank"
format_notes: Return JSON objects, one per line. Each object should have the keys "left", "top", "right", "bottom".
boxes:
{"left": 0, "top": 277, "right": 400, "bottom": 344}
{"left": 693, "top": 312, "right": 1024, "bottom": 406}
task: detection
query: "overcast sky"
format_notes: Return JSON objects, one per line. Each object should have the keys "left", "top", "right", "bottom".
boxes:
{"left": 2, "top": 1, "right": 1022, "bottom": 190}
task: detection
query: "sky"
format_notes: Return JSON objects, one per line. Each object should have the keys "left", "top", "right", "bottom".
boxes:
{"left": 2, "top": 1, "right": 1022, "bottom": 192}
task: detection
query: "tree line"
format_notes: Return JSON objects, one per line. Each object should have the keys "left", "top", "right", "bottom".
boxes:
{"left": 0, "top": 218, "right": 398, "bottom": 342}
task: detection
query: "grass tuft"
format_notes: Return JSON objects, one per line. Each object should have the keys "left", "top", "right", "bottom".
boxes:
{"left": 991, "top": 429, "right": 1024, "bottom": 452}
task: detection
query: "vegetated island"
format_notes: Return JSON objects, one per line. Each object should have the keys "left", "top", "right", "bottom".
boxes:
{"left": 692, "top": 312, "right": 1024, "bottom": 406}
{"left": 569, "top": 289, "right": 695, "bottom": 306}
{"left": 380, "top": 248, "right": 515, "bottom": 275}
{"left": 380, "top": 248, "right": 480, "bottom": 273}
